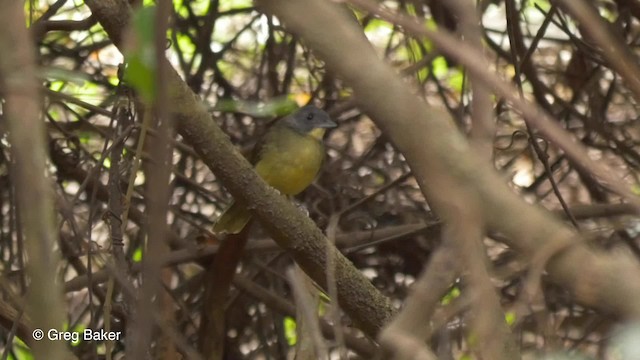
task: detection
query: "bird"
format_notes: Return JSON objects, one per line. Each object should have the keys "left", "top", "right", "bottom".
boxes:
{"left": 213, "top": 105, "right": 337, "bottom": 234}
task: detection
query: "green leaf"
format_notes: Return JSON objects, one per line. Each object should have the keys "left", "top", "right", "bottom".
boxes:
{"left": 283, "top": 316, "right": 297, "bottom": 346}
{"left": 448, "top": 69, "right": 465, "bottom": 92}
{"left": 10, "top": 336, "right": 33, "bottom": 360}
{"left": 441, "top": 286, "right": 461, "bottom": 305}
{"left": 174, "top": 31, "right": 196, "bottom": 60}
{"left": 220, "top": 0, "right": 253, "bottom": 11}
{"left": 124, "top": 7, "right": 158, "bottom": 103}
{"left": 70, "top": 324, "right": 86, "bottom": 346}
{"left": 79, "top": 132, "right": 91, "bottom": 145}
{"left": 132, "top": 247, "right": 143, "bottom": 263}
{"left": 527, "top": 0, "right": 551, "bottom": 12}
{"left": 432, "top": 56, "right": 449, "bottom": 79}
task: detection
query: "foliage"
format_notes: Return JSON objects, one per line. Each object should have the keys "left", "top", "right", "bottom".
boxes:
{"left": 1, "top": 0, "right": 640, "bottom": 359}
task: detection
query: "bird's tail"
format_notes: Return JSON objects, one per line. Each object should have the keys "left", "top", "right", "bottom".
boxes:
{"left": 213, "top": 201, "right": 252, "bottom": 234}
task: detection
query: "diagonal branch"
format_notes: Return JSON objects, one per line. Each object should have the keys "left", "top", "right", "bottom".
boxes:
{"left": 82, "top": 0, "right": 394, "bottom": 337}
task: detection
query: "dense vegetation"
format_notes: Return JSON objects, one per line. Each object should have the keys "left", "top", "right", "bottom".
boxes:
{"left": 1, "top": 0, "right": 640, "bottom": 359}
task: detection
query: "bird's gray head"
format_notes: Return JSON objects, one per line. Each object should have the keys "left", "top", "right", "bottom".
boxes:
{"left": 283, "top": 105, "right": 337, "bottom": 134}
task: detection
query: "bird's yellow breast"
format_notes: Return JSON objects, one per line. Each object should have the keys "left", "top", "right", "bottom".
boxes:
{"left": 254, "top": 126, "right": 325, "bottom": 195}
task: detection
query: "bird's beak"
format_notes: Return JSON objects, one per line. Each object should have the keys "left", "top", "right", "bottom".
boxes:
{"left": 319, "top": 119, "right": 338, "bottom": 128}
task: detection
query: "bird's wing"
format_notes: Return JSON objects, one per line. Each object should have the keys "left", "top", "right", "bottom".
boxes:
{"left": 250, "top": 118, "right": 284, "bottom": 165}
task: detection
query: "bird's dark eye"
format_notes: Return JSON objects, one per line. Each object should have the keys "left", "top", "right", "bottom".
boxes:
{"left": 306, "top": 112, "right": 314, "bottom": 120}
